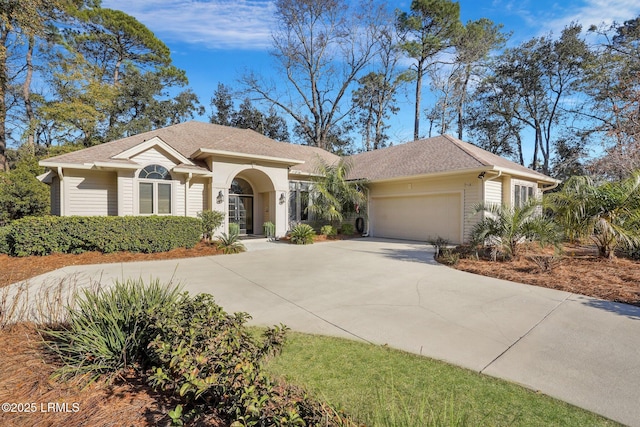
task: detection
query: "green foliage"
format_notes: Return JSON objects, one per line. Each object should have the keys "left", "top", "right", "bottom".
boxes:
{"left": 437, "top": 249, "right": 460, "bottom": 266}
{"left": 263, "top": 221, "right": 275, "bottom": 239}
{"left": 0, "top": 226, "right": 10, "bottom": 254}
{"left": 320, "top": 224, "right": 337, "bottom": 236}
{"left": 145, "top": 293, "right": 291, "bottom": 424}
{"left": 546, "top": 173, "right": 640, "bottom": 258}
{"left": 428, "top": 236, "right": 450, "bottom": 258}
{"left": 339, "top": 223, "right": 355, "bottom": 235}
{"left": 215, "top": 228, "right": 246, "bottom": 254}
{"left": 308, "top": 158, "right": 367, "bottom": 225}
{"left": 0, "top": 154, "right": 49, "bottom": 225}
{"left": 289, "top": 224, "right": 315, "bottom": 245}
{"left": 42, "top": 279, "right": 183, "bottom": 382}
{"left": 472, "top": 200, "right": 561, "bottom": 261}
{"left": 7, "top": 216, "right": 202, "bottom": 256}
{"left": 198, "top": 210, "right": 225, "bottom": 241}
{"left": 229, "top": 222, "right": 240, "bottom": 235}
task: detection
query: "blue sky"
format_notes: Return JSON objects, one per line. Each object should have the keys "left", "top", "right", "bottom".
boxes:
{"left": 102, "top": 0, "right": 640, "bottom": 149}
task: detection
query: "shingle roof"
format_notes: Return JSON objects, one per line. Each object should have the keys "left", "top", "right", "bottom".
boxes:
{"left": 43, "top": 121, "right": 339, "bottom": 175}
{"left": 42, "top": 122, "right": 555, "bottom": 182}
{"left": 347, "top": 134, "right": 555, "bottom": 182}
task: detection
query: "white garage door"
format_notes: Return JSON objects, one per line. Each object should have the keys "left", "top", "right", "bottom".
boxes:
{"left": 371, "top": 193, "right": 462, "bottom": 243}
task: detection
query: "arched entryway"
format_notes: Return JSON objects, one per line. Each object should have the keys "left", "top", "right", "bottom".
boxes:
{"left": 228, "top": 177, "right": 254, "bottom": 234}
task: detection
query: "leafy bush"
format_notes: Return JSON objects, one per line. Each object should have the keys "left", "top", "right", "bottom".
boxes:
{"left": 198, "top": 210, "right": 225, "bottom": 241}
{"left": 263, "top": 221, "right": 275, "bottom": 239}
{"left": 428, "top": 236, "right": 449, "bottom": 258}
{"left": 290, "top": 223, "right": 315, "bottom": 245}
{"left": 146, "top": 293, "right": 290, "bottom": 424}
{"left": 215, "top": 228, "right": 246, "bottom": 254}
{"left": 0, "top": 226, "right": 10, "bottom": 254}
{"left": 320, "top": 224, "right": 337, "bottom": 236}
{"left": 229, "top": 222, "right": 240, "bottom": 235}
{"left": 437, "top": 249, "right": 460, "bottom": 266}
{"left": 42, "top": 279, "right": 182, "bottom": 382}
{"left": 340, "top": 223, "right": 355, "bottom": 235}
{"left": 0, "top": 154, "right": 49, "bottom": 226}
{"left": 7, "top": 216, "right": 202, "bottom": 256}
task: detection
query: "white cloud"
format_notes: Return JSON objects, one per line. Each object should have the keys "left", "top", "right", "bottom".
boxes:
{"left": 542, "top": 0, "right": 640, "bottom": 35}
{"left": 101, "top": 0, "right": 277, "bottom": 50}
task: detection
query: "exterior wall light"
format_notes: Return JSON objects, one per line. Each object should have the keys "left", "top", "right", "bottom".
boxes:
{"left": 279, "top": 193, "right": 286, "bottom": 205}
{"left": 216, "top": 190, "right": 224, "bottom": 204}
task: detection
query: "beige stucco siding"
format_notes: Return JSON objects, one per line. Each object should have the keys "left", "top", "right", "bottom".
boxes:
{"left": 65, "top": 170, "right": 117, "bottom": 216}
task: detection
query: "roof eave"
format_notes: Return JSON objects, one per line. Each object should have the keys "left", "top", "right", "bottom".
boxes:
{"left": 192, "top": 148, "right": 305, "bottom": 166}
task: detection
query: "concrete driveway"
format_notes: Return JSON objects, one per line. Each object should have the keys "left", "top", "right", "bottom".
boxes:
{"left": 10, "top": 238, "right": 640, "bottom": 426}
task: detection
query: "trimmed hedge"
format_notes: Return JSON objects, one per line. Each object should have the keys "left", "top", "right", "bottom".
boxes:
{"left": 0, "top": 226, "right": 10, "bottom": 254}
{"left": 8, "top": 216, "right": 202, "bottom": 257}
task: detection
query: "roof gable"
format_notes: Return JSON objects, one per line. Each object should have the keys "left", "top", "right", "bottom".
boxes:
{"left": 112, "top": 136, "right": 194, "bottom": 166}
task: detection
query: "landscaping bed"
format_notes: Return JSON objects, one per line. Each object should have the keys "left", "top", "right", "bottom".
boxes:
{"left": 0, "top": 241, "right": 221, "bottom": 288}
{"left": 449, "top": 244, "right": 640, "bottom": 307}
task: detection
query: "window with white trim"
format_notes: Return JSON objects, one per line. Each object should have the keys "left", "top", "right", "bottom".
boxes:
{"left": 513, "top": 183, "right": 535, "bottom": 208}
{"left": 138, "top": 164, "right": 172, "bottom": 214}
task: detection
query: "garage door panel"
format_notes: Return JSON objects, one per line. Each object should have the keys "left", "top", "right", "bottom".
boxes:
{"left": 372, "top": 193, "right": 461, "bottom": 243}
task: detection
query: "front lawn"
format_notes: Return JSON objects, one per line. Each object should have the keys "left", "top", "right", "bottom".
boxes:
{"left": 266, "top": 332, "right": 619, "bottom": 426}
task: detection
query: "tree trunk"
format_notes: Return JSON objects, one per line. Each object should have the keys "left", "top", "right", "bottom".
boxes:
{"left": 23, "top": 35, "right": 36, "bottom": 152}
{"left": 414, "top": 62, "right": 424, "bottom": 140}
{"left": 0, "top": 29, "right": 9, "bottom": 171}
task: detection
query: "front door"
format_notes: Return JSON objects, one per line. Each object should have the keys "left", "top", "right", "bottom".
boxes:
{"left": 229, "top": 195, "right": 253, "bottom": 234}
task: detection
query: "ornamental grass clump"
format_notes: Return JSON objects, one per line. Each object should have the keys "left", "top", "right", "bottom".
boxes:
{"left": 42, "top": 279, "right": 182, "bottom": 383}
{"left": 290, "top": 223, "right": 315, "bottom": 244}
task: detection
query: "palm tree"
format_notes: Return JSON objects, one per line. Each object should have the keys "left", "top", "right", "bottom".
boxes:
{"left": 472, "top": 200, "right": 561, "bottom": 260}
{"left": 546, "top": 173, "right": 640, "bottom": 259}
{"left": 307, "top": 157, "right": 367, "bottom": 227}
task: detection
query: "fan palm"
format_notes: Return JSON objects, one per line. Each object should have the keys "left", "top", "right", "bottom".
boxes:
{"left": 472, "top": 199, "right": 561, "bottom": 260}
{"left": 546, "top": 173, "right": 640, "bottom": 258}
{"left": 307, "top": 157, "right": 367, "bottom": 227}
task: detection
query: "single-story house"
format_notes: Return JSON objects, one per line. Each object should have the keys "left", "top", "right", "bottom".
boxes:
{"left": 39, "top": 121, "right": 558, "bottom": 244}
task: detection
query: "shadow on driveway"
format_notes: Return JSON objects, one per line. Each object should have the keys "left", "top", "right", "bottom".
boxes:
{"left": 581, "top": 298, "right": 640, "bottom": 320}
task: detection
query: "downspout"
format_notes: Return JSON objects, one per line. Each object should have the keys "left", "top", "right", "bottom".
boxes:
{"left": 541, "top": 181, "right": 559, "bottom": 192}
{"left": 184, "top": 172, "right": 192, "bottom": 217}
{"left": 363, "top": 185, "right": 370, "bottom": 237}
{"left": 56, "top": 167, "right": 64, "bottom": 216}
{"left": 478, "top": 170, "right": 502, "bottom": 222}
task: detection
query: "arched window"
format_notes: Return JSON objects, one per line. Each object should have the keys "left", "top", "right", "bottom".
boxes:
{"left": 229, "top": 178, "right": 253, "bottom": 195}
{"left": 139, "top": 164, "right": 171, "bottom": 180}
{"left": 138, "top": 164, "right": 172, "bottom": 215}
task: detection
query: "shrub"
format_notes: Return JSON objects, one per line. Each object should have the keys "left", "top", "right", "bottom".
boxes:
{"left": 290, "top": 223, "right": 315, "bottom": 245}
{"left": 198, "top": 210, "right": 225, "bottom": 241}
{"left": 146, "top": 293, "right": 290, "bottom": 425}
{"left": 428, "top": 236, "right": 449, "bottom": 258}
{"left": 7, "top": 216, "right": 202, "bottom": 256}
{"left": 229, "top": 222, "right": 240, "bottom": 235}
{"left": 215, "top": 228, "right": 246, "bottom": 254}
{"left": 340, "top": 223, "right": 355, "bottom": 235}
{"left": 42, "top": 279, "right": 182, "bottom": 382}
{"left": 0, "top": 226, "right": 11, "bottom": 254}
{"left": 438, "top": 249, "right": 460, "bottom": 266}
{"left": 263, "top": 221, "right": 276, "bottom": 239}
{"left": 0, "top": 154, "right": 49, "bottom": 225}
{"left": 320, "top": 224, "right": 337, "bottom": 236}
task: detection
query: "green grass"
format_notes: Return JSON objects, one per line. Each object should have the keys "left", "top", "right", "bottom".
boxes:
{"left": 265, "top": 332, "right": 620, "bottom": 426}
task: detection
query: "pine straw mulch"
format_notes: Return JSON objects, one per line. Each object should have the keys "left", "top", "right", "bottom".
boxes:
{"left": 0, "top": 241, "right": 223, "bottom": 289}
{"left": 0, "top": 323, "right": 229, "bottom": 427}
{"left": 451, "top": 244, "right": 640, "bottom": 307}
